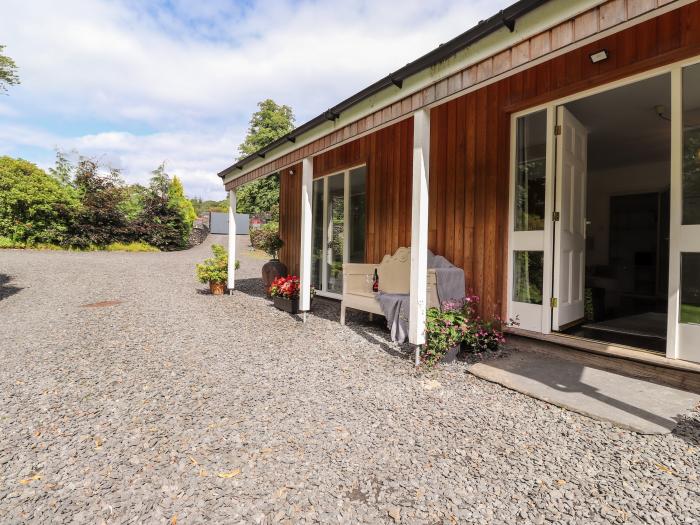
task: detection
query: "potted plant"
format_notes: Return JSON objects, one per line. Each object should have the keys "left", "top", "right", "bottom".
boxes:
{"left": 269, "top": 275, "right": 314, "bottom": 314}
{"left": 422, "top": 305, "right": 468, "bottom": 367}
{"left": 195, "top": 244, "right": 239, "bottom": 295}
{"left": 250, "top": 223, "right": 287, "bottom": 292}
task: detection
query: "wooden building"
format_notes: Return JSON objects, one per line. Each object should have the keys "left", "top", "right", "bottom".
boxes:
{"left": 221, "top": 0, "right": 700, "bottom": 366}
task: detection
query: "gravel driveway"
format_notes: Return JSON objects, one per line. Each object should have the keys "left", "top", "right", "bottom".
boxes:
{"left": 1, "top": 235, "right": 698, "bottom": 524}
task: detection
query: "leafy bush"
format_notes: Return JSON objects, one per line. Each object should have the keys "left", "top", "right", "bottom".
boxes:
{"left": 250, "top": 222, "right": 283, "bottom": 258}
{"left": 0, "top": 236, "right": 24, "bottom": 248}
{"left": 196, "top": 244, "right": 239, "bottom": 284}
{"left": 0, "top": 156, "right": 78, "bottom": 245}
{"left": 105, "top": 242, "right": 160, "bottom": 252}
{"left": 421, "top": 293, "right": 513, "bottom": 368}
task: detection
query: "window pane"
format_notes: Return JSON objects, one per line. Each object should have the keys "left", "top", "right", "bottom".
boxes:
{"left": 326, "top": 173, "right": 344, "bottom": 294}
{"left": 515, "top": 111, "right": 547, "bottom": 231}
{"left": 683, "top": 63, "right": 700, "bottom": 224}
{"left": 311, "top": 179, "right": 324, "bottom": 290}
{"left": 513, "top": 251, "right": 544, "bottom": 304}
{"left": 348, "top": 166, "right": 366, "bottom": 263}
{"left": 680, "top": 253, "right": 700, "bottom": 324}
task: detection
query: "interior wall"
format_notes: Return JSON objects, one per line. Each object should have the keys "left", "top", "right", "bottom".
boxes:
{"left": 586, "top": 160, "right": 670, "bottom": 267}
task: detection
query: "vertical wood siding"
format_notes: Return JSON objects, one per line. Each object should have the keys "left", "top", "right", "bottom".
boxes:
{"left": 278, "top": 3, "right": 700, "bottom": 318}
{"left": 278, "top": 163, "right": 302, "bottom": 276}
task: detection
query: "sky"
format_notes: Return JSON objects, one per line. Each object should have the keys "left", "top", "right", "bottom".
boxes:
{"left": 0, "top": 0, "right": 510, "bottom": 200}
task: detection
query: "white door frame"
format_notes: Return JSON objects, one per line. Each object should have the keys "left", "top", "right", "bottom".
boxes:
{"left": 313, "top": 164, "right": 367, "bottom": 300}
{"left": 507, "top": 53, "right": 700, "bottom": 361}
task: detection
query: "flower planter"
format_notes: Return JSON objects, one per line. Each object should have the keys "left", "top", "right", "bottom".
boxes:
{"left": 441, "top": 344, "right": 460, "bottom": 364}
{"left": 209, "top": 281, "right": 226, "bottom": 295}
{"left": 273, "top": 295, "right": 300, "bottom": 314}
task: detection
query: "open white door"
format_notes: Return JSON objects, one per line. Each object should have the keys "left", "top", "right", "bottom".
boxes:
{"left": 552, "top": 106, "right": 587, "bottom": 331}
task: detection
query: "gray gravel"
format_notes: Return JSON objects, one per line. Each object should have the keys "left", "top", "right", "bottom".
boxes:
{"left": 0, "top": 235, "right": 698, "bottom": 524}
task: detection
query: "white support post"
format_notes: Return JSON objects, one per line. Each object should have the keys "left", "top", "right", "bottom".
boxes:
{"left": 409, "top": 109, "right": 430, "bottom": 348}
{"left": 227, "top": 189, "right": 237, "bottom": 292}
{"left": 299, "top": 158, "right": 313, "bottom": 317}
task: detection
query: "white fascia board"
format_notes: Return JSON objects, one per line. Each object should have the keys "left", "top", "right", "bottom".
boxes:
{"left": 223, "top": 0, "right": 607, "bottom": 187}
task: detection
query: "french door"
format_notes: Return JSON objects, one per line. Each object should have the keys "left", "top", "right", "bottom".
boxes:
{"left": 552, "top": 107, "right": 587, "bottom": 331}
{"left": 311, "top": 165, "right": 367, "bottom": 298}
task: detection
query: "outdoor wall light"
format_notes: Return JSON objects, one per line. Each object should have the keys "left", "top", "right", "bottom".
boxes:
{"left": 589, "top": 49, "right": 609, "bottom": 63}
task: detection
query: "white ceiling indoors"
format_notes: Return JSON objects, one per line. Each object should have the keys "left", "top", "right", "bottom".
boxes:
{"left": 566, "top": 73, "right": 672, "bottom": 172}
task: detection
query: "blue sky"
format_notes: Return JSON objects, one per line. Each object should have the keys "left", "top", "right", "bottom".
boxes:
{"left": 0, "top": 0, "right": 510, "bottom": 199}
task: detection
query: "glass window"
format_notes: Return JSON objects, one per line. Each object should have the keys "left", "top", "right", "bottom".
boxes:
{"left": 514, "top": 111, "right": 547, "bottom": 231}
{"left": 680, "top": 253, "right": 700, "bottom": 325}
{"left": 683, "top": 63, "right": 700, "bottom": 225}
{"left": 348, "top": 166, "right": 366, "bottom": 264}
{"left": 513, "top": 251, "right": 544, "bottom": 304}
{"left": 311, "top": 179, "right": 324, "bottom": 290}
{"left": 326, "top": 173, "right": 345, "bottom": 294}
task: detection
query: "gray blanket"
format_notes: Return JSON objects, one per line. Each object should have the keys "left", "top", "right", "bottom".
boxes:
{"left": 377, "top": 251, "right": 466, "bottom": 343}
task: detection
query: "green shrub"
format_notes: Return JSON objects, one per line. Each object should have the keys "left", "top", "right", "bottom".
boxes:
{"left": 105, "top": 242, "right": 160, "bottom": 252}
{"left": 196, "top": 244, "right": 239, "bottom": 284}
{"left": 0, "top": 156, "right": 78, "bottom": 245}
{"left": 249, "top": 222, "right": 283, "bottom": 258}
{"left": 0, "top": 236, "right": 24, "bottom": 248}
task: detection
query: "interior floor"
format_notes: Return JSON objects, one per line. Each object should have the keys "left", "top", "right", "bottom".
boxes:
{"left": 558, "top": 73, "right": 671, "bottom": 354}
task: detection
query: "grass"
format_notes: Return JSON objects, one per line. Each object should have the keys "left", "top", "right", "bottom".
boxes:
{"left": 680, "top": 304, "right": 700, "bottom": 324}
{"left": 0, "top": 237, "right": 159, "bottom": 252}
{"left": 104, "top": 242, "right": 160, "bottom": 253}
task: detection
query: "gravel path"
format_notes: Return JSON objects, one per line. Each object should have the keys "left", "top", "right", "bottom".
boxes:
{"left": 0, "top": 235, "right": 698, "bottom": 524}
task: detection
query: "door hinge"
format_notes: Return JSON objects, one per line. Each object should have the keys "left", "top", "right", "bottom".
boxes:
{"left": 551, "top": 297, "right": 558, "bottom": 308}
{"left": 554, "top": 124, "right": 562, "bottom": 136}
{"left": 552, "top": 211, "right": 560, "bottom": 222}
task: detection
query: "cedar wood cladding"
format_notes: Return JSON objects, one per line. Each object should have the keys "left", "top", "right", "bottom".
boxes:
{"left": 277, "top": 2, "right": 700, "bottom": 318}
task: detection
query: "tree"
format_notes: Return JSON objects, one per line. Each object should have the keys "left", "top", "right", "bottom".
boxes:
{"left": 70, "top": 158, "right": 132, "bottom": 247}
{"left": 169, "top": 175, "right": 197, "bottom": 225}
{"left": 235, "top": 99, "right": 294, "bottom": 214}
{"left": 0, "top": 45, "right": 20, "bottom": 93}
{"left": 238, "top": 99, "right": 295, "bottom": 158}
{"left": 137, "top": 164, "right": 193, "bottom": 250}
{"left": 0, "top": 156, "right": 77, "bottom": 244}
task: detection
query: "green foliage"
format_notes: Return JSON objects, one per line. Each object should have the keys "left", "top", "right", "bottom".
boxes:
{"left": 235, "top": 174, "right": 280, "bottom": 214}
{"left": 119, "top": 184, "right": 148, "bottom": 221}
{"left": 0, "top": 156, "right": 78, "bottom": 245}
{"left": 136, "top": 164, "right": 192, "bottom": 250}
{"left": 0, "top": 45, "right": 20, "bottom": 93}
{"left": 69, "top": 159, "right": 132, "bottom": 248}
{"left": 170, "top": 175, "right": 197, "bottom": 225}
{"left": 196, "top": 244, "right": 238, "bottom": 284}
{"left": 190, "top": 197, "right": 227, "bottom": 215}
{"left": 249, "top": 222, "right": 283, "bottom": 258}
{"left": 105, "top": 241, "right": 160, "bottom": 252}
{"left": 0, "top": 236, "right": 24, "bottom": 248}
{"left": 234, "top": 99, "right": 293, "bottom": 215}
{"left": 238, "top": 99, "right": 295, "bottom": 158}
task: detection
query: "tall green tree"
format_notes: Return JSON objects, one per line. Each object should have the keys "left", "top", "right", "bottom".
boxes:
{"left": 235, "top": 99, "right": 294, "bottom": 214}
{"left": 0, "top": 45, "right": 20, "bottom": 93}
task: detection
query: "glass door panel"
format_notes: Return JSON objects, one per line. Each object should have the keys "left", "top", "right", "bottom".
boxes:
{"left": 675, "top": 63, "right": 700, "bottom": 362}
{"left": 348, "top": 166, "right": 366, "bottom": 263}
{"left": 311, "top": 179, "right": 324, "bottom": 290}
{"left": 325, "top": 173, "right": 345, "bottom": 294}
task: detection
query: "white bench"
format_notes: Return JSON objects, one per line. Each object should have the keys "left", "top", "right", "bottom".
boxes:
{"left": 340, "top": 247, "right": 440, "bottom": 325}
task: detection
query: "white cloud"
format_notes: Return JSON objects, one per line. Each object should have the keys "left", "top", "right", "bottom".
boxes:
{"left": 0, "top": 0, "right": 511, "bottom": 198}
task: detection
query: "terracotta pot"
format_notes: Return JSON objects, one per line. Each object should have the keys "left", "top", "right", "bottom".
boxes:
{"left": 262, "top": 259, "right": 288, "bottom": 294}
{"left": 209, "top": 281, "right": 226, "bottom": 295}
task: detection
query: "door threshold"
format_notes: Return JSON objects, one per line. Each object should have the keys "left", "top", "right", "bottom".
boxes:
{"left": 505, "top": 326, "right": 700, "bottom": 374}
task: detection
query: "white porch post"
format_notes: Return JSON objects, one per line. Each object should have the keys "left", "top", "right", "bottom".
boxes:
{"left": 409, "top": 109, "right": 430, "bottom": 349}
{"left": 227, "top": 189, "right": 237, "bottom": 292}
{"left": 299, "top": 158, "right": 313, "bottom": 316}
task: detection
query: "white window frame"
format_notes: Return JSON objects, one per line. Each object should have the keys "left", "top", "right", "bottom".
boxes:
{"left": 506, "top": 53, "right": 700, "bottom": 361}
{"left": 313, "top": 164, "right": 367, "bottom": 299}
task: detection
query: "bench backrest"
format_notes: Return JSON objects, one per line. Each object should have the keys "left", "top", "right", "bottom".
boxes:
{"left": 377, "top": 247, "right": 411, "bottom": 294}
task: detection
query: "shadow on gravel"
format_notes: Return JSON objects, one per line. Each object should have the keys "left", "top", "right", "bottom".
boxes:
{"left": 0, "top": 274, "right": 22, "bottom": 301}
{"left": 672, "top": 415, "right": 700, "bottom": 446}
{"left": 233, "top": 277, "right": 267, "bottom": 299}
